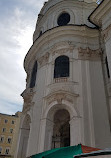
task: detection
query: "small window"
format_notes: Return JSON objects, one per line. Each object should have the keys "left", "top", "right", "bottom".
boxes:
{"left": 0, "top": 137, "right": 4, "bottom": 143}
{"left": 30, "top": 61, "right": 38, "bottom": 88}
{"left": 4, "top": 119, "right": 8, "bottom": 123}
{"left": 57, "top": 13, "right": 70, "bottom": 26}
{"left": 2, "top": 128, "right": 6, "bottom": 132}
{"left": 106, "top": 56, "right": 110, "bottom": 78}
{"left": 0, "top": 147, "right": 2, "bottom": 154}
{"left": 10, "top": 129, "right": 13, "bottom": 133}
{"left": 7, "top": 138, "right": 11, "bottom": 144}
{"left": 54, "top": 56, "right": 69, "bottom": 78}
{"left": 12, "top": 120, "right": 14, "bottom": 124}
{"left": 39, "top": 31, "right": 42, "bottom": 37}
{"left": 5, "top": 148, "right": 9, "bottom": 155}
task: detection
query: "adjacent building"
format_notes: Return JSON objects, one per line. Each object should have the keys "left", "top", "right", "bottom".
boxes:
{"left": 0, "top": 112, "right": 21, "bottom": 157}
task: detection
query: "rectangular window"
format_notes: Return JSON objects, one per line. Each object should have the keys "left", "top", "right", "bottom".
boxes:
{"left": 10, "top": 129, "right": 13, "bottom": 133}
{"left": 5, "top": 148, "right": 9, "bottom": 155}
{"left": 0, "top": 137, "right": 4, "bottom": 143}
{"left": 7, "top": 138, "right": 11, "bottom": 144}
{"left": 0, "top": 147, "right": 2, "bottom": 154}
{"left": 4, "top": 119, "right": 8, "bottom": 123}
{"left": 2, "top": 128, "right": 6, "bottom": 132}
{"left": 12, "top": 120, "right": 14, "bottom": 124}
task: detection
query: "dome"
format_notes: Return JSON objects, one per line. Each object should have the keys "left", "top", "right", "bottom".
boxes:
{"left": 33, "top": 0, "right": 97, "bottom": 42}
{"left": 40, "top": 0, "right": 97, "bottom": 15}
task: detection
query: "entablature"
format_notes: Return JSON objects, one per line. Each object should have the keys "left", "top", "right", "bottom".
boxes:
{"left": 24, "top": 25, "right": 99, "bottom": 73}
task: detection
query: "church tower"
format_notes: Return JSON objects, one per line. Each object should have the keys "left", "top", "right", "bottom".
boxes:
{"left": 16, "top": 0, "right": 111, "bottom": 157}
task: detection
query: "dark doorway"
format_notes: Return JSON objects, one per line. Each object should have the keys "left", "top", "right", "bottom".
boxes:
{"left": 52, "top": 109, "right": 70, "bottom": 148}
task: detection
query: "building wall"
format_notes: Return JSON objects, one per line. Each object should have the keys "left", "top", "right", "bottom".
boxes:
{"left": 89, "top": 0, "right": 111, "bottom": 128}
{"left": 0, "top": 112, "right": 21, "bottom": 157}
{"left": 16, "top": 0, "right": 111, "bottom": 158}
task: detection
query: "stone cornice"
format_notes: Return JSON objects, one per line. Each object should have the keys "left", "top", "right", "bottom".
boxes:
{"left": 89, "top": 0, "right": 111, "bottom": 27}
{"left": 24, "top": 25, "right": 99, "bottom": 73}
{"left": 39, "top": 0, "right": 97, "bottom": 20}
{"left": 21, "top": 88, "right": 35, "bottom": 113}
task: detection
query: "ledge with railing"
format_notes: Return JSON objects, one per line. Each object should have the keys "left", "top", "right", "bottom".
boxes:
{"left": 54, "top": 77, "right": 68, "bottom": 83}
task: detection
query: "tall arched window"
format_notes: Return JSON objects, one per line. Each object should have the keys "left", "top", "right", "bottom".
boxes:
{"left": 54, "top": 56, "right": 69, "bottom": 78}
{"left": 30, "top": 61, "right": 38, "bottom": 88}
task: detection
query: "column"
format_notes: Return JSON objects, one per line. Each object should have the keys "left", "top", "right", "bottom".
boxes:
{"left": 69, "top": 117, "right": 81, "bottom": 146}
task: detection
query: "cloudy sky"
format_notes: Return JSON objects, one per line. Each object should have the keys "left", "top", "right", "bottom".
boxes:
{"left": 0, "top": 0, "right": 46, "bottom": 115}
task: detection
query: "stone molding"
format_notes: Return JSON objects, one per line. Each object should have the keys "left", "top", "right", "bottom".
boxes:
{"left": 102, "top": 24, "right": 111, "bottom": 41}
{"left": 44, "top": 90, "right": 79, "bottom": 106}
{"left": 52, "top": 47, "right": 73, "bottom": 57}
{"left": 106, "top": 82, "right": 111, "bottom": 97}
{"left": 38, "top": 52, "right": 49, "bottom": 67}
{"left": 69, "top": 115, "right": 82, "bottom": 125}
{"left": 25, "top": 25, "right": 99, "bottom": 72}
{"left": 21, "top": 88, "right": 35, "bottom": 113}
{"left": 50, "top": 41, "right": 75, "bottom": 55}
{"left": 78, "top": 47, "right": 102, "bottom": 60}
{"left": 89, "top": 0, "right": 111, "bottom": 27}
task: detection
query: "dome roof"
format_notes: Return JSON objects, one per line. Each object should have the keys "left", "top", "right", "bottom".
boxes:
{"left": 40, "top": 0, "right": 96, "bottom": 15}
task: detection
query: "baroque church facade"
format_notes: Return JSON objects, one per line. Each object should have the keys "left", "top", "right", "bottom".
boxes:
{"left": 16, "top": 0, "right": 111, "bottom": 158}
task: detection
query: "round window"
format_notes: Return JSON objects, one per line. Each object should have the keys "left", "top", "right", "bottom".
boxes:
{"left": 57, "top": 13, "right": 70, "bottom": 26}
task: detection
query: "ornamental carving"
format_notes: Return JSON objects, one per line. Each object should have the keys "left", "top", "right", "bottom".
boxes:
{"left": 45, "top": 91, "right": 79, "bottom": 106}
{"left": 38, "top": 52, "right": 49, "bottom": 67}
{"left": 47, "top": 93, "right": 66, "bottom": 105}
{"left": 23, "top": 102, "right": 34, "bottom": 114}
{"left": 78, "top": 47, "right": 102, "bottom": 60}
{"left": 21, "top": 88, "right": 35, "bottom": 113}
{"left": 52, "top": 48, "right": 70, "bottom": 56}
{"left": 50, "top": 41, "right": 75, "bottom": 56}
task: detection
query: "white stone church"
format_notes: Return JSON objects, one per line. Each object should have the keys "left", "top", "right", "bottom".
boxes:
{"left": 15, "top": 0, "right": 111, "bottom": 158}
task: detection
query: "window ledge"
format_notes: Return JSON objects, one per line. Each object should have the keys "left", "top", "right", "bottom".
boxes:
{"left": 54, "top": 77, "right": 68, "bottom": 83}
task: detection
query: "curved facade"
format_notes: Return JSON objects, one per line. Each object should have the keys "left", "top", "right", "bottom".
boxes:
{"left": 16, "top": 0, "right": 111, "bottom": 158}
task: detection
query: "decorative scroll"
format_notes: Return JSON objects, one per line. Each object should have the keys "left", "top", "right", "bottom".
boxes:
{"left": 78, "top": 47, "right": 102, "bottom": 60}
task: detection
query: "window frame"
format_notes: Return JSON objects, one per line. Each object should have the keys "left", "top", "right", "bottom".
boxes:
{"left": 54, "top": 55, "right": 69, "bottom": 78}
{"left": 0, "top": 147, "right": 2, "bottom": 154}
{"left": 30, "top": 61, "right": 38, "bottom": 88}
{"left": 12, "top": 120, "right": 15, "bottom": 124}
{"left": 0, "top": 136, "right": 4, "bottom": 143}
{"left": 105, "top": 56, "right": 110, "bottom": 78}
{"left": 4, "top": 119, "right": 8, "bottom": 123}
{"left": 5, "top": 148, "right": 10, "bottom": 155}
{"left": 7, "top": 137, "right": 12, "bottom": 144}
{"left": 2, "top": 128, "right": 6, "bottom": 133}
{"left": 10, "top": 129, "right": 13, "bottom": 133}
{"left": 57, "top": 12, "right": 70, "bottom": 26}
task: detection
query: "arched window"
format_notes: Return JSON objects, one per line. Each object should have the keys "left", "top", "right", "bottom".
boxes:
{"left": 105, "top": 57, "right": 110, "bottom": 78}
{"left": 30, "top": 61, "right": 38, "bottom": 88}
{"left": 54, "top": 56, "right": 69, "bottom": 78}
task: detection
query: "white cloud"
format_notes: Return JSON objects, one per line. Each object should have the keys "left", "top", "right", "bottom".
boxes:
{"left": 0, "top": 1, "right": 45, "bottom": 114}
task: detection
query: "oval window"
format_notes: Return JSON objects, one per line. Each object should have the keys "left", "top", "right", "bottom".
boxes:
{"left": 57, "top": 13, "right": 70, "bottom": 26}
